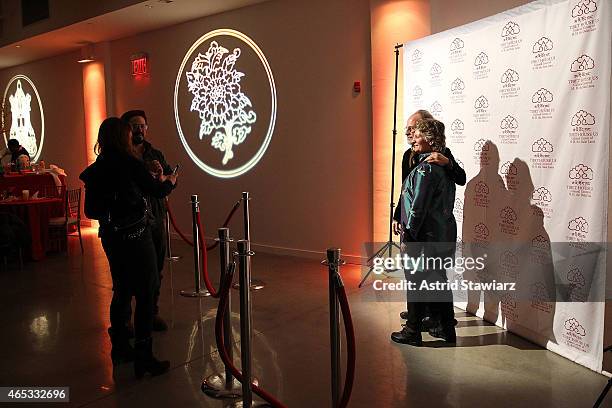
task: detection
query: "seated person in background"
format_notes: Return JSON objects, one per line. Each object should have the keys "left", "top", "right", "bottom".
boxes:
{"left": 4, "top": 139, "right": 30, "bottom": 164}
{"left": 17, "top": 154, "right": 30, "bottom": 170}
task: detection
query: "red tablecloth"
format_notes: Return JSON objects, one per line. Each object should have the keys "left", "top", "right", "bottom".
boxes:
{"left": 0, "top": 198, "right": 64, "bottom": 260}
{"left": 0, "top": 172, "right": 66, "bottom": 196}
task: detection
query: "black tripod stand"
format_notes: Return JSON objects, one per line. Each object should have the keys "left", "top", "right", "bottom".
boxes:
{"left": 593, "top": 345, "right": 612, "bottom": 408}
{"left": 358, "top": 43, "right": 403, "bottom": 288}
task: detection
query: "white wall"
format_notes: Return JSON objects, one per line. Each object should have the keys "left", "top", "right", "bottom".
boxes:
{"left": 0, "top": 50, "right": 87, "bottom": 189}
{"left": 107, "top": 0, "right": 373, "bottom": 259}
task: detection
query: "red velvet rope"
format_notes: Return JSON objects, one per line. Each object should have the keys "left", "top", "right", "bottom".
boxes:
{"left": 165, "top": 199, "right": 193, "bottom": 246}
{"left": 165, "top": 198, "right": 241, "bottom": 250}
{"left": 204, "top": 200, "right": 241, "bottom": 251}
{"left": 336, "top": 283, "right": 356, "bottom": 408}
{"left": 215, "top": 264, "right": 287, "bottom": 408}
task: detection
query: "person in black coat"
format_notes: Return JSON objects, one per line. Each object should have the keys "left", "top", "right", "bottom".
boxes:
{"left": 121, "top": 110, "right": 173, "bottom": 332}
{"left": 80, "top": 117, "right": 177, "bottom": 378}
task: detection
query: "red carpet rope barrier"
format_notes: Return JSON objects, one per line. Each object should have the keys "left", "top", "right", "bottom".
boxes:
{"left": 165, "top": 198, "right": 242, "bottom": 298}
{"left": 165, "top": 198, "right": 241, "bottom": 250}
{"left": 215, "top": 263, "right": 287, "bottom": 408}
{"left": 336, "top": 284, "right": 356, "bottom": 408}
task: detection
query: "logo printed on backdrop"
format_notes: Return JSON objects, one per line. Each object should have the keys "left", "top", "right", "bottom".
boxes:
{"left": 473, "top": 223, "right": 490, "bottom": 248}
{"left": 531, "top": 234, "right": 552, "bottom": 265}
{"left": 1, "top": 75, "right": 45, "bottom": 163}
{"left": 499, "top": 68, "right": 520, "bottom": 99}
{"left": 411, "top": 49, "right": 424, "bottom": 71}
{"left": 530, "top": 88, "right": 554, "bottom": 120}
{"left": 174, "top": 29, "right": 277, "bottom": 178}
{"left": 455, "top": 158, "right": 464, "bottom": 169}
{"left": 500, "top": 161, "right": 518, "bottom": 176}
{"left": 563, "top": 317, "right": 591, "bottom": 353}
{"left": 501, "top": 21, "right": 522, "bottom": 52}
{"left": 450, "top": 78, "right": 466, "bottom": 104}
{"left": 569, "top": 54, "right": 598, "bottom": 90}
{"left": 530, "top": 138, "right": 556, "bottom": 169}
{"left": 473, "top": 51, "right": 491, "bottom": 79}
{"left": 531, "top": 282, "right": 553, "bottom": 313}
{"left": 531, "top": 37, "right": 556, "bottom": 70}
{"left": 449, "top": 37, "right": 467, "bottom": 63}
{"left": 473, "top": 181, "right": 490, "bottom": 208}
{"left": 473, "top": 138, "right": 491, "bottom": 166}
{"left": 570, "top": 0, "right": 599, "bottom": 36}
{"left": 499, "top": 115, "right": 519, "bottom": 144}
{"left": 499, "top": 206, "right": 519, "bottom": 235}
{"left": 569, "top": 110, "right": 597, "bottom": 143}
{"left": 430, "top": 63, "right": 442, "bottom": 87}
{"left": 567, "top": 216, "right": 589, "bottom": 243}
{"left": 450, "top": 119, "right": 465, "bottom": 143}
{"left": 473, "top": 95, "right": 490, "bottom": 123}
{"left": 501, "top": 293, "right": 519, "bottom": 322}
{"left": 567, "top": 267, "right": 588, "bottom": 302}
{"left": 412, "top": 85, "right": 423, "bottom": 104}
{"left": 567, "top": 163, "right": 593, "bottom": 198}
{"left": 500, "top": 250, "right": 519, "bottom": 280}
{"left": 430, "top": 101, "right": 443, "bottom": 119}
{"left": 532, "top": 187, "right": 553, "bottom": 219}
{"left": 453, "top": 198, "right": 464, "bottom": 221}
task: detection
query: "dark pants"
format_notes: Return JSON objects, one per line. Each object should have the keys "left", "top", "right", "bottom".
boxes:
{"left": 150, "top": 216, "right": 166, "bottom": 315}
{"left": 403, "top": 240, "right": 455, "bottom": 330}
{"left": 102, "top": 226, "right": 159, "bottom": 340}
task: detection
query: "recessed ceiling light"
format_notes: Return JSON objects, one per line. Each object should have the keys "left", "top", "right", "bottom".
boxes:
{"left": 15, "top": 45, "right": 21, "bottom": 48}
{"left": 145, "top": 4, "right": 153, "bottom": 8}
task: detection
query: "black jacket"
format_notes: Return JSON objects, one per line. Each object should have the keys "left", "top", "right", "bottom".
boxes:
{"left": 393, "top": 147, "right": 465, "bottom": 222}
{"left": 141, "top": 141, "right": 173, "bottom": 220}
{"left": 79, "top": 150, "right": 174, "bottom": 233}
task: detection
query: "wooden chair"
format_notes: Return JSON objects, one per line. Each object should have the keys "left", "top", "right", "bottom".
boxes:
{"left": 49, "top": 188, "right": 83, "bottom": 253}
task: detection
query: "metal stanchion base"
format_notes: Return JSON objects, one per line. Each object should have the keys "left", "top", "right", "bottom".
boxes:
{"left": 232, "top": 279, "right": 265, "bottom": 291}
{"left": 201, "top": 373, "right": 259, "bottom": 399}
{"left": 226, "top": 401, "right": 272, "bottom": 408}
{"left": 180, "top": 289, "right": 211, "bottom": 297}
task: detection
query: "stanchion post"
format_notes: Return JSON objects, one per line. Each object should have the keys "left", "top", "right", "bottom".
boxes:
{"left": 242, "top": 191, "right": 251, "bottom": 241}
{"left": 165, "top": 198, "right": 180, "bottom": 261}
{"left": 181, "top": 195, "right": 210, "bottom": 297}
{"left": 237, "top": 239, "right": 253, "bottom": 407}
{"left": 202, "top": 227, "right": 244, "bottom": 399}
{"left": 236, "top": 191, "right": 264, "bottom": 290}
{"left": 327, "top": 248, "right": 342, "bottom": 408}
{"left": 220, "top": 228, "right": 234, "bottom": 389}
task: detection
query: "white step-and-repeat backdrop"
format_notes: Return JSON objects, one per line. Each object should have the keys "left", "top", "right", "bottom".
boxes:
{"left": 403, "top": 0, "right": 611, "bottom": 371}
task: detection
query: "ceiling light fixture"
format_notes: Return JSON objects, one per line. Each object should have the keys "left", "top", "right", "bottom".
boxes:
{"left": 77, "top": 43, "right": 95, "bottom": 63}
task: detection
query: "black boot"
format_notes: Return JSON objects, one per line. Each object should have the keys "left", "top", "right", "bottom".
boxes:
{"left": 108, "top": 327, "right": 134, "bottom": 365}
{"left": 134, "top": 337, "right": 170, "bottom": 378}
{"left": 391, "top": 325, "right": 423, "bottom": 346}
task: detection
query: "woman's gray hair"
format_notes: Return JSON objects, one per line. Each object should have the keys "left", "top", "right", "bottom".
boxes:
{"left": 415, "top": 118, "right": 446, "bottom": 152}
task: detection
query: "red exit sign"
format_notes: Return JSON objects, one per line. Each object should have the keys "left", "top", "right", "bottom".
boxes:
{"left": 130, "top": 53, "right": 149, "bottom": 76}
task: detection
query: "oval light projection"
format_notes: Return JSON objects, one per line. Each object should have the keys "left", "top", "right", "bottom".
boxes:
{"left": 2, "top": 75, "right": 45, "bottom": 163}
{"left": 174, "top": 29, "right": 277, "bottom": 178}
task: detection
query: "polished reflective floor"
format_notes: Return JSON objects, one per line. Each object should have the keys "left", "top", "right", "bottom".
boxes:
{"left": 0, "top": 229, "right": 610, "bottom": 407}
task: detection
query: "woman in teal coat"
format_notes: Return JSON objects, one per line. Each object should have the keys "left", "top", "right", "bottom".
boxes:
{"left": 391, "top": 118, "right": 457, "bottom": 346}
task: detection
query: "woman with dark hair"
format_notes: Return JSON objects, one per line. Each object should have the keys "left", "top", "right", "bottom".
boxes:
{"left": 80, "top": 117, "right": 178, "bottom": 377}
{"left": 391, "top": 118, "right": 457, "bottom": 346}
